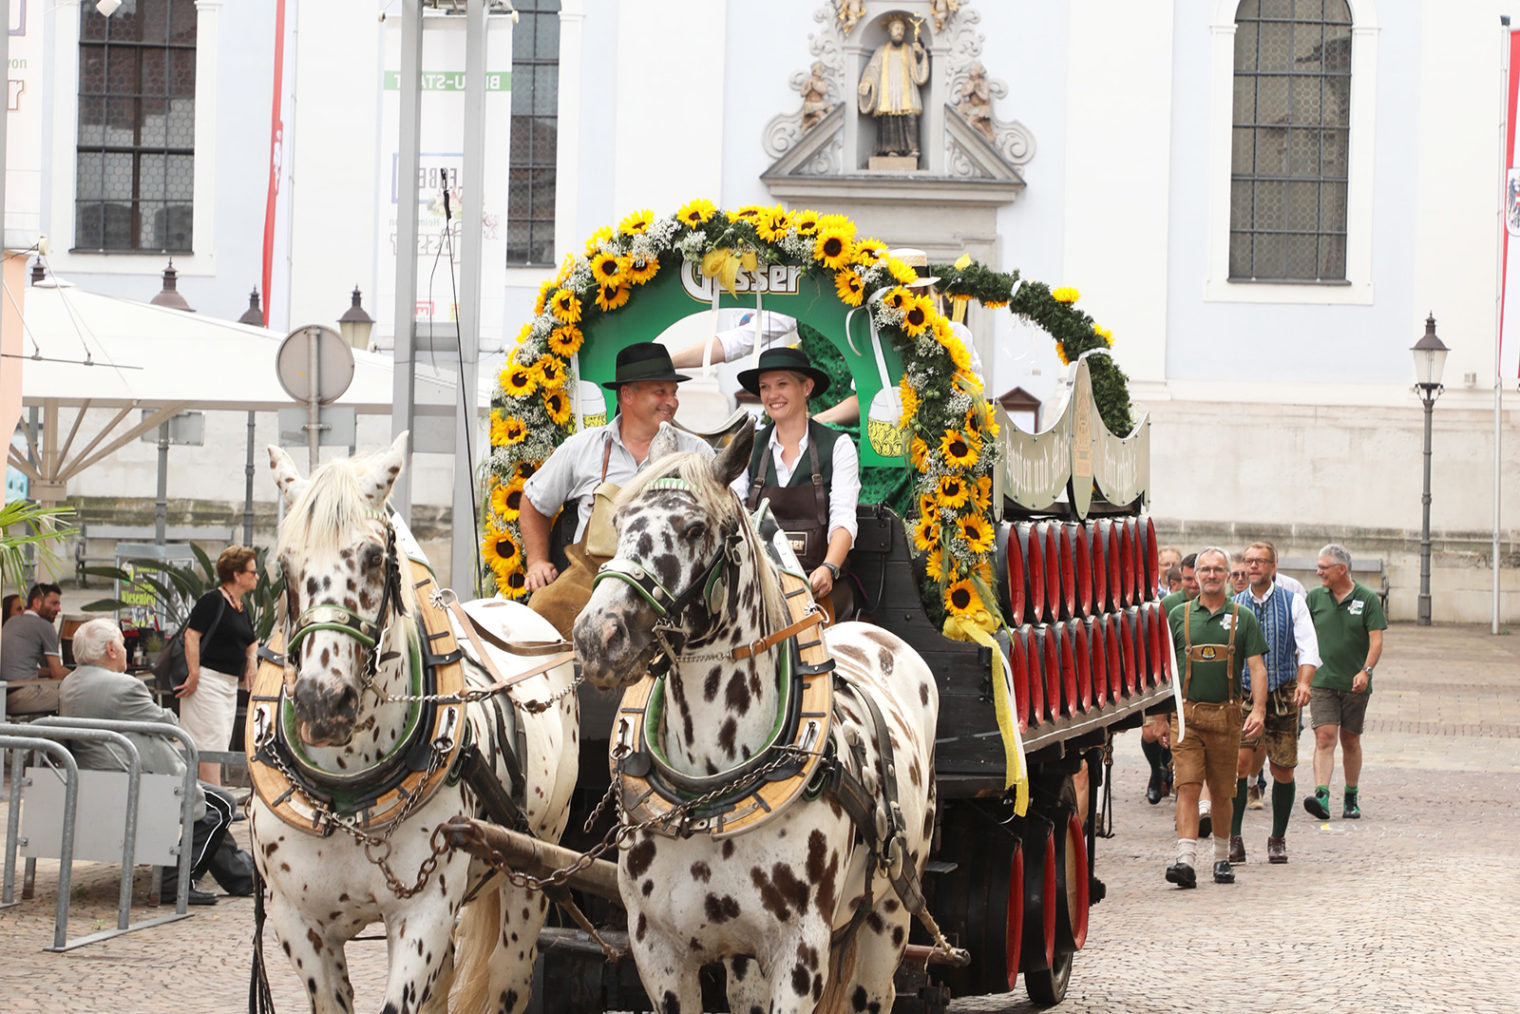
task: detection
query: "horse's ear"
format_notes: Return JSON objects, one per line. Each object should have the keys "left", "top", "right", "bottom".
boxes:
{"left": 268, "top": 445, "right": 307, "bottom": 507}
{"left": 648, "top": 422, "right": 681, "bottom": 463}
{"left": 361, "top": 431, "right": 409, "bottom": 506}
{"left": 711, "top": 416, "right": 755, "bottom": 488}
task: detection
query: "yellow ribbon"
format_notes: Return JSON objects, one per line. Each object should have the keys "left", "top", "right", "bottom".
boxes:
{"left": 699, "top": 246, "right": 758, "bottom": 296}
{"left": 942, "top": 611, "right": 1029, "bottom": 815}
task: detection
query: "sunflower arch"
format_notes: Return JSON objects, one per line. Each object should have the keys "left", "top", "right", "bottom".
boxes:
{"left": 481, "top": 203, "right": 1007, "bottom": 629}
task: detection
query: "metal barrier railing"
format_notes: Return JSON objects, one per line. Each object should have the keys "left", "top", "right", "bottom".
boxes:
{"left": 0, "top": 720, "right": 197, "bottom": 950}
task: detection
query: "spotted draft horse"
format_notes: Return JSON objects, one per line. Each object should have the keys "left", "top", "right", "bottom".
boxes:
{"left": 252, "top": 436, "right": 580, "bottom": 1014}
{"left": 574, "top": 422, "right": 940, "bottom": 1014}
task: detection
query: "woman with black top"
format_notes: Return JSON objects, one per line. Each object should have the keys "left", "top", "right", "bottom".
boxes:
{"left": 181, "top": 546, "right": 259, "bottom": 784}
{"left": 734, "top": 347, "right": 860, "bottom": 619}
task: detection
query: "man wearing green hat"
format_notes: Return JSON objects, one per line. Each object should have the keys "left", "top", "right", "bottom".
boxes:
{"left": 521, "top": 342, "right": 713, "bottom": 635}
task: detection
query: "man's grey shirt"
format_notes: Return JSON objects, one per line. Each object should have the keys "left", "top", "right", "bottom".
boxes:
{"left": 1, "top": 611, "right": 61, "bottom": 683}
{"left": 523, "top": 416, "right": 714, "bottom": 543}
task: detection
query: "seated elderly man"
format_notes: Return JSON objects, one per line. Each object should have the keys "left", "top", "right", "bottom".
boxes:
{"left": 59, "top": 618, "right": 254, "bottom": 906}
{"left": 521, "top": 341, "right": 715, "bottom": 635}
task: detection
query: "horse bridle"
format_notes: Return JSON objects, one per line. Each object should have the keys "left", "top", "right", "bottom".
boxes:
{"left": 592, "top": 477, "right": 747, "bottom": 661}
{"left": 283, "top": 514, "right": 407, "bottom": 689}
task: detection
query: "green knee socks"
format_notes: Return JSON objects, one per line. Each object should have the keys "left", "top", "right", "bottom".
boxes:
{"left": 1231, "top": 777, "right": 1248, "bottom": 836}
{"left": 1272, "top": 780, "right": 1295, "bottom": 837}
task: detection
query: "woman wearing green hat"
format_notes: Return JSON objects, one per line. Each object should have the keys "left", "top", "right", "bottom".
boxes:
{"left": 735, "top": 347, "right": 859, "bottom": 616}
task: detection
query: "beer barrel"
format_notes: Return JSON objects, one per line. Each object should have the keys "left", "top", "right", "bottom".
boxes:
{"left": 1101, "top": 520, "right": 1123, "bottom": 613}
{"left": 1040, "top": 523, "right": 1063, "bottom": 625}
{"left": 1054, "top": 524, "right": 1076, "bottom": 620}
{"left": 1140, "top": 516, "right": 1159, "bottom": 603}
{"left": 1116, "top": 519, "right": 1136, "bottom": 607}
{"left": 1011, "top": 623, "right": 1031, "bottom": 731}
{"left": 1119, "top": 607, "right": 1138, "bottom": 695}
{"left": 998, "top": 522, "right": 1026, "bottom": 627}
{"left": 1068, "top": 523, "right": 1094, "bottom": 618}
{"left": 1088, "top": 519, "right": 1108, "bottom": 615}
{"left": 1087, "top": 615, "right": 1108, "bottom": 707}
{"left": 1125, "top": 518, "right": 1144, "bottom": 606}
{"left": 1039, "top": 624, "right": 1062, "bottom": 721}
{"left": 1018, "top": 522, "right": 1046, "bottom": 624}
{"left": 1129, "top": 604, "right": 1150, "bottom": 688}
{"left": 1104, "top": 614, "right": 1123, "bottom": 699}
{"left": 1023, "top": 625, "right": 1045, "bottom": 725}
{"left": 1145, "top": 602, "right": 1164, "bottom": 685}
{"left": 1067, "top": 619, "right": 1091, "bottom": 713}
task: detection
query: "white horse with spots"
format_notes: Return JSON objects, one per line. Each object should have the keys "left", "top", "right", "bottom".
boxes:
{"left": 573, "top": 423, "right": 939, "bottom": 1014}
{"left": 254, "top": 437, "right": 580, "bottom": 1014}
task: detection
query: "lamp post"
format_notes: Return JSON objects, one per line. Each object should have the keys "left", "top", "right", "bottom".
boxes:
{"left": 339, "top": 287, "right": 375, "bottom": 350}
{"left": 1411, "top": 313, "right": 1448, "bottom": 626}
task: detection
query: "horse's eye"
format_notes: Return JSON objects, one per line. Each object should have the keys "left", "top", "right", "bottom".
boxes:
{"left": 684, "top": 521, "right": 707, "bottom": 542}
{"left": 363, "top": 546, "right": 384, "bottom": 571}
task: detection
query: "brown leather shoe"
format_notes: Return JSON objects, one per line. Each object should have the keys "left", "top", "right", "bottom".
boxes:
{"left": 1228, "top": 835, "right": 1245, "bottom": 864}
{"left": 1266, "top": 835, "right": 1287, "bottom": 864}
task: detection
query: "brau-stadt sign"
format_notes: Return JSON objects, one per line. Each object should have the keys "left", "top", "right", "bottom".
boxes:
{"left": 992, "top": 356, "right": 1149, "bottom": 520}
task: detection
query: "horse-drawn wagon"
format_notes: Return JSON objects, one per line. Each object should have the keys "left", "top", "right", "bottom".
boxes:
{"left": 246, "top": 204, "right": 1174, "bottom": 1013}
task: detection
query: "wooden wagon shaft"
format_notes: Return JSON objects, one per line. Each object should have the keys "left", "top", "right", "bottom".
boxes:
{"left": 440, "top": 817, "right": 622, "bottom": 901}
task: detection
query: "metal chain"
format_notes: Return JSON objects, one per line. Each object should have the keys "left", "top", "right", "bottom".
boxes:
{"left": 381, "top": 672, "right": 584, "bottom": 714}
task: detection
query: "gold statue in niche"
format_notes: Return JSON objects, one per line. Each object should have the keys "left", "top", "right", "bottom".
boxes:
{"left": 857, "top": 14, "right": 930, "bottom": 158}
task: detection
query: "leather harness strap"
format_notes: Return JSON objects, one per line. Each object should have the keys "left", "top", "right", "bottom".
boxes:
{"left": 444, "top": 597, "right": 576, "bottom": 693}
{"left": 731, "top": 610, "right": 824, "bottom": 661}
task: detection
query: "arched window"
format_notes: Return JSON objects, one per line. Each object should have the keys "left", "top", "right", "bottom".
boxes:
{"left": 1229, "top": 0, "right": 1352, "bottom": 282}
{"left": 507, "top": 0, "right": 560, "bottom": 265}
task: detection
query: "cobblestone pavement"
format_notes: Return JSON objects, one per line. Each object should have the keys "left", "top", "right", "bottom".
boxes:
{"left": 2, "top": 623, "right": 1516, "bottom": 1012}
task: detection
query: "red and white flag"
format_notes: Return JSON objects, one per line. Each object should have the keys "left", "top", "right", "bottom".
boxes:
{"left": 1499, "top": 30, "right": 1520, "bottom": 380}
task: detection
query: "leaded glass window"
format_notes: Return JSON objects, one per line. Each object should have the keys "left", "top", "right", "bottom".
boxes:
{"left": 507, "top": 0, "right": 559, "bottom": 265}
{"left": 1229, "top": 0, "right": 1351, "bottom": 282}
{"left": 75, "top": 0, "right": 197, "bottom": 253}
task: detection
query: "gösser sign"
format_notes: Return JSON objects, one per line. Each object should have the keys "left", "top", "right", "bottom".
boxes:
{"left": 680, "top": 261, "right": 805, "bottom": 302}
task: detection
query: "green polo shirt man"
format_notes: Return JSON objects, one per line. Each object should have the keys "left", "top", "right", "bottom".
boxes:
{"left": 1303, "top": 543, "right": 1387, "bottom": 821}
{"left": 1160, "top": 547, "right": 1268, "bottom": 889}
{"left": 1144, "top": 553, "right": 1200, "bottom": 807}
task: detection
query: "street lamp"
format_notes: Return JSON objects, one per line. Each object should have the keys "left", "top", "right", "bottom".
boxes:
{"left": 339, "top": 286, "right": 375, "bottom": 350}
{"left": 1410, "top": 313, "right": 1448, "bottom": 626}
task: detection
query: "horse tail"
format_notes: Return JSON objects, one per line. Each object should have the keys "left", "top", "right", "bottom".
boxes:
{"left": 451, "top": 881, "right": 503, "bottom": 1012}
{"left": 818, "top": 923, "right": 862, "bottom": 1014}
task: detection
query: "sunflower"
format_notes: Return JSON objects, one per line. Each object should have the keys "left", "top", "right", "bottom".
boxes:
{"left": 489, "top": 411, "right": 510, "bottom": 446}
{"left": 886, "top": 257, "right": 919, "bottom": 286}
{"left": 595, "top": 281, "right": 631, "bottom": 312}
{"left": 501, "top": 364, "right": 538, "bottom": 399}
{"left": 812, "top": 228, "right": 853, "bottom": 270}
{"left": 731, "top": 204, "right": 765, "bottom": 223}
{"left": 946, "top": 335, "right": 974, "bottom": 373}
{"left": 500, "top": 415, "right": 529, "bottom": 445}
{"left": 899, "top": 375, "right": 919, "bottom": 425}
{"left": 549, "top": 289, "right": 582, "bottom": 324}
{"left": 514, "top": 321, "right": 533, "bottom": 345}
{"left": 956, "top": 514, "right": 995, "bottom": 555}
{"left": 943, "top": 578, "right": 987, "bottom": 617}
{"left": 983, "top": 299, "right": 1008, "bottom": 309}
{"left": 917, "top": 491, "right": 939, "bottom": 519}
{"left": 534, "top": 355, "right": 567, "bottom": 389}
{"left": 496, "top": 483, "right": 526, "bottom": 522}
{"left": 513, "top": 460, "right": 539, "bottom": 483}
{"left": 1051, "top": 286, "right": 1080, "bottom": 304}
{"left": 936, "top": 474, "right": 971, "bottom": 509}
{"left": 964, "top": 402, "right": 986, "bottom": 440}
{"left": 834, "top": 269, "right": 865, "bottom": 307}
{"left": 533, "top": 277, "right": 555, "bottom": 315}
{"left": 815, "top": 213, "right": 855, "bottom": 238}
{"left": 883, "top": 286, "right": 910, "bottom": 312}
{"left": 619, "top": 209, "right": 655, "bottom": 236}
{"left": 911, "top": 513, "right": 941, "bottom": 552}
{"left": 902, "top": 294, "right": 933, "bottom": 336}
{"left": 940, "top": 430, "right": 979, "bottom": 469}
{"left": 1094, "top": 323, "right": 1114, "bottom": 347}
{"left": 625, "top": 254, "right": 660, "bottom": 285}
{"left": 755, "top": 207, "right": 791, "bottom": 242}
{"left": 481, "top": 526, "right": 522, "bottom": 574}
{"left": 547, "top": 324, "right": 584, "bottom": 358}
{"left": 543, "top": 388, "right": 572, "bottom": 425}
{"left": 584, "top": 225, "right": 614, "bottom": 255}
{"left": 677, "top": 198, "right": 717, "bottom": 227}
{"left": 910, "top": 435, "right": 931, "bottom": 469}
{"left": 499, "top": 567, "right": 529, "bottom": 598}
{"left": 924, "top": 547, "right": 953, "bottom": 583}
{"left": 792, "top": 209, "right": 821, "bottom": 235}
{"left": 853, "top": 239, "right": 888, "bottom": 268}
{"left": 590, "top": 251, "right": 628, "bottom": 286}
{"left": 1054, "top": 341, "right": 1070, "bottom": 366}
{"left": 972, "top": 474, "right": 992, "bottom": 511}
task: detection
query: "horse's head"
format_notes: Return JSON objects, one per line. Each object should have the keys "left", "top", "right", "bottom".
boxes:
{"left": 574, "top": 420, "right": 758, "bottom": 690}
{"left": 268, "top": 433, "right": 410, "bottom": 747}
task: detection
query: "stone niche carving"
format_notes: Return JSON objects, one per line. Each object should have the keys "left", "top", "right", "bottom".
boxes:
{"left": 762, "top": 0, "right": 1034, "bottom": 203}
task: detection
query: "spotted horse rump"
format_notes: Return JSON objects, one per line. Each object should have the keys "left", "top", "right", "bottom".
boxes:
{"left": 251, "top": 435, "right": 580, "bottom": 1014}
{"left": 574, "top": 420, "right": 940, "bottom": 1014}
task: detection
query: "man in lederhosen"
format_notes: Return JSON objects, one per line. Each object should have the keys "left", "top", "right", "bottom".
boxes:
{"left": 1162, "top": 546, "right": 1268, "bottom": 888}
{"left": 731, "top": 347, "right": 859, "bottom": 619}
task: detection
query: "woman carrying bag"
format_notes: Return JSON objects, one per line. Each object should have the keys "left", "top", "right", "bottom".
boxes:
{"left": 180, "top": 546, "right": 260, "bottom": 785}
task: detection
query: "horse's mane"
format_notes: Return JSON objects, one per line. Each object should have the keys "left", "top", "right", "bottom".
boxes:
{"left": 277, "top": 455, "right": 418, "bottom": 613}
{"left": 618, "top": 450, "right": 787, "bottom": 624}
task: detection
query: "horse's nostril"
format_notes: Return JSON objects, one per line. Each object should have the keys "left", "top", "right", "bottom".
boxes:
{"left": 336, "top": 684, "right": 359, "bottom": 718}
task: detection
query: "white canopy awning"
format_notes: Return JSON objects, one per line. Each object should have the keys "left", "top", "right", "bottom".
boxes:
{"left": 6, "top": 278, "right": 475, "bottom": 502}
